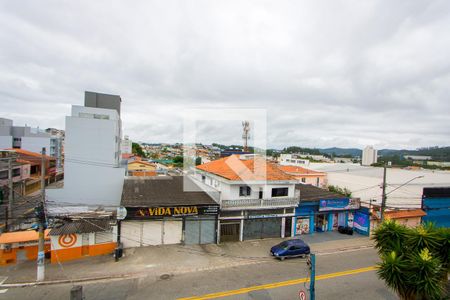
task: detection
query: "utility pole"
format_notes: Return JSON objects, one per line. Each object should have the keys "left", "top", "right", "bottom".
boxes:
{"left": 37, "top": 147, "right": 46, "bottom": 282}
{"left": 309, "top": 253, "right": 316, "bottom": 300}
{"left": 380, "top": 163, "right": 387, "bottom": 222}
{"left": 8, "top": 156, "right": 13, "bottom": 230}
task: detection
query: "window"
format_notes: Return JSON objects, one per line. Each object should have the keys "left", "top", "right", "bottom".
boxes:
{"left": 271, "top": 187, "right": 288, "bottom": 197}
{"left": 201, "top": 175, "right": 206, "bottom": 183}
{"left": 0, "top": 171, "right": 7, "bottom": 180}
{"left": 239, "top": 186, "right": 251, "bottom": 197}
{"left": 301, "top": 178, "right": 306, "bottom": 183}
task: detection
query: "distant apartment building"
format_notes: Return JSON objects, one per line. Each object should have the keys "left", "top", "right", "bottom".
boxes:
{"left": 47, "top": 91, "right": 126, "bottom": 208}
{"left": 121, "top": 135, "right": 132, "bottom": 157}
{"left": 0, "top": 118, "right": 63, "bottom": 170}
{"left": 279, "top": 154, "right": 310, "bottom": 166}
{"left": 45, "top": 128, "right": 65, "bottom": 170}
{"left": 361, "top": 146, "right": 377, "bottom": 166}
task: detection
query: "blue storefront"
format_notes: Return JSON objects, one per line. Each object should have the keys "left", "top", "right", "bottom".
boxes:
{"left": 422, "top": 187, "right": 450, "bottom": 228}
{"left": 294, "top": 184, "right": 362, "bottom": 235}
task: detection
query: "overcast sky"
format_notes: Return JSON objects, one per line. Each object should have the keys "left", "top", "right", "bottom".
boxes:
{"left": 1, "top": 1, "right": 449, "bottom": 150}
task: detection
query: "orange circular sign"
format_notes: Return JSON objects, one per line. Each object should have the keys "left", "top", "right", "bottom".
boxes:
{"left": 58, "top": 234, "right": 77, "bottom": 248}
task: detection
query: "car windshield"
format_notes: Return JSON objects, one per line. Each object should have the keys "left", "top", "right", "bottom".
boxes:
{"left": 278, "top": 242, "right": 290, "bottom": 250}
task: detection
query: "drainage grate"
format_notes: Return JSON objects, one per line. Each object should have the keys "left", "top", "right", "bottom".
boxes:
{"left": 160, "top": 274, "right": 172, "bottom": 280}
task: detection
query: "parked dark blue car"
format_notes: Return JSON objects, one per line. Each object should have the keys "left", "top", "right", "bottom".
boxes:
{"left": 270, "top": 239, "right": 310, "bottom": 260}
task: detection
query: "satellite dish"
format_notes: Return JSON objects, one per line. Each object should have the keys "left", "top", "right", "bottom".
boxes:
{"left": 116, "top": 207, "right": 127, "bottom": 220}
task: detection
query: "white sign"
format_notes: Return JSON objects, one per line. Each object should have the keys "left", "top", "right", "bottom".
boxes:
{"left": 299, "top": 290, "right": 306, "bottom": 300}
{"left": 117, "top": 207, "right": 127, "bottom": 220}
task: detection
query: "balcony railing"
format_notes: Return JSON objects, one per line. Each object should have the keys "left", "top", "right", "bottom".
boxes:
{"left": 221, "top": 197, "right": 299, "bottom": 210}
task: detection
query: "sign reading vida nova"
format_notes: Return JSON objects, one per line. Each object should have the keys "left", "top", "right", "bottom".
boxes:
{"left": 126, "top": 205, "right": 219, "bottom": 219}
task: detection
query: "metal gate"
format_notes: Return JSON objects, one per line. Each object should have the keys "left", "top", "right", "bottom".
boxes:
{"left": 184, "top": 217, "right": 216, "bottom": 244}
{"left": 220, "top": 222, "right": 240, "bottom": 242}
{"left": 243, "top": 218, "right": 281, "bottom": 240}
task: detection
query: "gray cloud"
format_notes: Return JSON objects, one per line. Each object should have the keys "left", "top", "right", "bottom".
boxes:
{"left": 0, "top": 0, "right": 449, "bottom": 149}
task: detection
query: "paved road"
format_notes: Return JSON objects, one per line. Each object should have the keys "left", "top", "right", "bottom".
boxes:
{"left": 0, "top": 248, "right": 396, "bottom": 300}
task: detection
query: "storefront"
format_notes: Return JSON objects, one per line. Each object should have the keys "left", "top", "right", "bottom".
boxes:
{"left": 120, "top": 176, "right": 220, "bottom": 248}
{"left": 294, "top": 184, "right": 360, "bottom": 235}
{"left": 219, "top": 208, "right": 296, "bottom": 242}
{"left": 122, "top": 205, "right": 219, "bottom": 247}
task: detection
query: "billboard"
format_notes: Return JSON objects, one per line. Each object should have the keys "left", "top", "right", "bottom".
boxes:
{"left": 319, "top": 198, "right": 360, "bottom": 211}
{"left": 353, "top": 211, "right": 370, "bottom": 234}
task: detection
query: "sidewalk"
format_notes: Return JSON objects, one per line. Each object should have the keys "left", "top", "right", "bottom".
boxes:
{"left": 0, "top": 232, "right": 372, "bottom": 286}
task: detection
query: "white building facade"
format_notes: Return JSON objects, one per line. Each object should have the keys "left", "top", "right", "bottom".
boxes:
{"left": 47, "top": 92, "right": 125, "bottom": 209}
{"left": 279, "top": 153, "right": 310, "bottom": 167}
{"left": 362, "top": 146, "right": 378, "bottom": 166}
{"left": 194, "top": 155, "right": 299, "bottom": 242}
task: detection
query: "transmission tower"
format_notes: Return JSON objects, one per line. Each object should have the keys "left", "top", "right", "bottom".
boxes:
{"left": 242, "top": 121, "right": 250, "bottom": 152}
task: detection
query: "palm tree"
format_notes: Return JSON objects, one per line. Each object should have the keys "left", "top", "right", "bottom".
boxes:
{"left": 372, "top": 220, "right": 448, "bottom": 299}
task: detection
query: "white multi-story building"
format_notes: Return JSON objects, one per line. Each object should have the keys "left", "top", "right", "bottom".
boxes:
{"left": 121, "top": 135, "right": 132, "bottom": 156}
{"left": 362, "top": 146, "right": 378, "bottom": 166}
{"left": 194, "top": 155, "right": 299, "bottom": 242}
{"left": 0, "top": 118, "right": 51, "bottom": 153}
{"left": 47, "top": 92, "right": 125, "bottom": 208}
{"left": 279, "top": 153, "right": 310, "bottom": 166}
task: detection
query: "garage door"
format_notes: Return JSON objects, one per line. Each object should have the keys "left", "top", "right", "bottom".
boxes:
{"left": 185, "top": 217, "right": 216, "bottom": 245}
{"left": 121, "top": 221, "right": 142, "bottom": 248}
{"left": 121, "top": 220, "right": 182, "bottom": 248}
{"left": 243, "top": 218, "right": 281, "bottom": 240}
{"left": 163, "top": 221, "right": 183, "bottom": 244}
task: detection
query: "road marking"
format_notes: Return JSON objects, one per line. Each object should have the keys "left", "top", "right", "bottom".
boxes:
{"left": 178, "top": 265, "right": 377, "bottom": 300}
{"left": 0, "top": 277, "right": 8, "bottom": 285}
{"left": 0, "top": 289, "right": 8, "bottom": 294}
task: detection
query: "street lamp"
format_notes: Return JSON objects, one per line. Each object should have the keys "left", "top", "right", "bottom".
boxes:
{"left": 380, "top": 174, "right": 425, "bottom": 222}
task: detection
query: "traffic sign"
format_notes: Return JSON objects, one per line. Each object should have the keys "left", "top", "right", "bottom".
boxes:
{"left": 299, "top": 290, "right": 306, "bottom": 300}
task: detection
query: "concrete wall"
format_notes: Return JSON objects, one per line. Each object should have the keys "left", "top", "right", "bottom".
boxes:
{"left": 85, "top": 91, "right": 121, "bottom": 115}
{"left": 47, "top": 162, "right": 125, "bottom": 206}
{"left": 0, "top": 136, "right": 12, "bottom": 149}
{"left": 21, "top": 136, "right": 51, "bottom": 153}
{"left": 66, "top": 107, "right": 120, "bottom": 166}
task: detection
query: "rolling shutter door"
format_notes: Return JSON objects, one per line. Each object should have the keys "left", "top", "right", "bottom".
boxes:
{"left": 185, "top": 218, "right": 200, "bottom": 245}
{"left": 162, "top": 220, "right": 182, "bottom": 244}
{"left": 185, "top": 217, "right": 216, "bottom": 244}
{"left": 142, "top": 221, "right": 163, "bottom": 246}
{"left": 200, "top": 217, "right": 216, "bottom": 244}
{"left": 121, "top": 221, "right": 142, "bottom": 248}
{"left": 244, "top": 219, "right": 281, "bottom": 240}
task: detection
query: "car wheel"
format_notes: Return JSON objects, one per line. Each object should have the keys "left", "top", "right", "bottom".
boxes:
{"left": 280, "top": 256, "right": 285, "bottom": 261}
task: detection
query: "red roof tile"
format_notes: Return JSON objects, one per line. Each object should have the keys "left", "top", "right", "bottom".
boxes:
{"left": 196, "top": 155, "right": 295, "bottom": 181}
{"left": 385, "top": 209, "right": 426, "bottom": 219}
{"left": 278, "top": 165, "right": 325, "bottom": 175}
{"left": 6, "top": 148, "right": 55, "bottom": 160}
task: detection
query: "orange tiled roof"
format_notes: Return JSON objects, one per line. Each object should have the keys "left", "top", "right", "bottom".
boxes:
{"left": 196, "top": 155, "right": 295, "bottom": 181}
{"left": 385, "top": 209, "right": 426, "bottom": 219}
{"left": 6, "top": 148, "right": 55, "bottom": 160}
{"left": 279, "top": 165, "right": 325, "bottom": 175}
{"left": 0, "top": 229, "right": 50, "bottom": 244}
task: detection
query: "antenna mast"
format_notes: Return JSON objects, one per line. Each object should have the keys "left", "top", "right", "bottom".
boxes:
{"left": 242, "top": 121, "right": 250, "bottom": 152}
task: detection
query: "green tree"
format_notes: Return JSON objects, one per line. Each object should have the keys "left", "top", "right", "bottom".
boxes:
{"left": 327, "top": 185, "right": 352, "bottom": 197}
{"left": 373, "top": 220, "right": 449, "bottom": 299}
{"left": 132, "top": 142, "right": 146, "bottom": 157}
{"left": 195, "top": 157, "right": 202, "bottom": 166}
